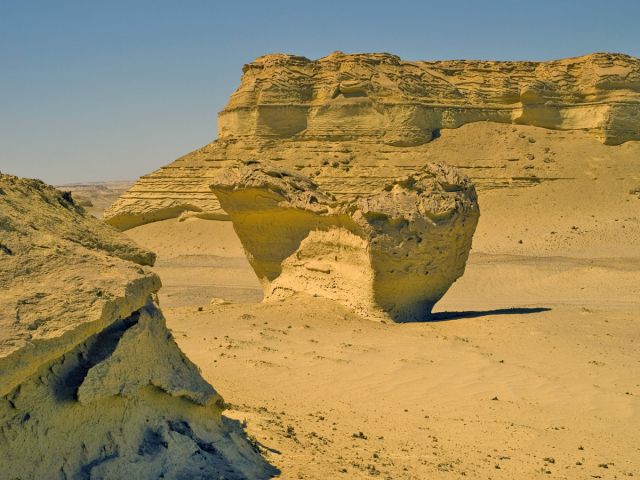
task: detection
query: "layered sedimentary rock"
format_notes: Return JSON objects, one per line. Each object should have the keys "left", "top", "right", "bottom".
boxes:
{"left": 220, "top": 51, "right": 640, "bottom": 145}
{"left": 0, "top": 174, "right": 275, "bottom": 479}
{"left": 105, "top": 51, "right": 640, "bottom": 229}
{"left": 210, "top": 161, "right": 479, "bottom": 322}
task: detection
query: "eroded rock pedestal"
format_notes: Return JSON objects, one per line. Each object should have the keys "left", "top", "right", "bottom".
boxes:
{"left": 0, "top": 174, "right": 275, "bottom": 479}
{"left": 211, "top": 161, "right": 479, "bottom": 322}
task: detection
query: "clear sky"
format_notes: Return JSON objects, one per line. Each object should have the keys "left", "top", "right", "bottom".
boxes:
{"left": 1, "top": 0, "right": 639, "bottom": 185}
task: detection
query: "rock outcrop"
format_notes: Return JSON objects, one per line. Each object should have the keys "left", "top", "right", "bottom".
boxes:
{"left": 105, "top": 52, "right": 640, "bottom": 230}
{"left": 220, "top": 51, "right": 640, "bottom": 146}
{"left": 210, "top": 161, "right": 479, "bottom": 322}
{"left": 0, "top": 173, "right": 276, "bottom": 479}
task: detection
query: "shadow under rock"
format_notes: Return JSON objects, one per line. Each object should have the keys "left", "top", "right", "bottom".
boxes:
{"left": 429, "top": 307, "right": 552, "bottom": 322}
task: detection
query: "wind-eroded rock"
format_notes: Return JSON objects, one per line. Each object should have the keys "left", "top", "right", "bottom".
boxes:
{"left": 0, "top": 173, "right": 275, "bottom": 479}
{"left": 104, "top": 51, "right": 640, "bottom": 230}
{"left": 210, "top": 161, "right": 479, "bottom": 322}
{"left": 221, "top": 51, "right": 640, "bottom": 146}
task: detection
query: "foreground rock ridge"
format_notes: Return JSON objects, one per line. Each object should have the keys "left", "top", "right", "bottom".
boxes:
{"left": 211, "top": 161, "right": 479, "bottom": 322}
{"left": 104, "top": 51, "right": 640, "bottom": 230}
{"left": 0, "top": 174, "right": 275, "bottom": 479}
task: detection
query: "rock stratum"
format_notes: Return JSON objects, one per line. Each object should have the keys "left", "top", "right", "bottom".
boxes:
{"left": 211, "top": 161, "right": 478, "bottom": 322}
{"left": 105, "top": 51, "right": 640, "bottom": 230}
{"left": 220, "top": 51, "right": 640, "bottom": 145}
{"left": 0, "top": 174, "right": 275, "bottom": 479}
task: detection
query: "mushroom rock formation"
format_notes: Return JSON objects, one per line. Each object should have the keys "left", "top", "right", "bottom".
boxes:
{"left": 210, "top": 161, "right": 479, "bottom": 322}
{"left": 104, "top": 51, "right": 640, "bottom": 230}
{"left": 0, "top": 173, "right": 276, "bottom": 479}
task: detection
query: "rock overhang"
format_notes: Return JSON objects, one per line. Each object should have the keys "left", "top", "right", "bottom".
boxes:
{"left": 210, "top": 161, "right": 479, "bottom": 322}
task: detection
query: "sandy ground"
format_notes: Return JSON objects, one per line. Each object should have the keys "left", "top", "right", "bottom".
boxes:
{"left": 125, "top": 218, "right": 640, "bottom": 479}
{"left": 125, "top": 218, "right": 262, "bottom": 307}
{"left": 91, "top": 124, "right": 640, "bottom": 479}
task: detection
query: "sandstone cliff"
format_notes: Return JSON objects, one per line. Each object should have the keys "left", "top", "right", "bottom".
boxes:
{"left": 0, "top": 174, "right": 275, "bottom": 479}
{"left": 220, "top": 51, "right": 640, "bottom": 146}
{"left": 210, "top": 161, "right": 479, "bottom": 322}
{"left": 104, "top": 52, "right": 640, "bottom": 230}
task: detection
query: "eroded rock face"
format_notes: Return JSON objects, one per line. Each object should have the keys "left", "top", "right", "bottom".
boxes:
{"left": 0, "top": 173, "right": 276, "bottom": 479}
{"left": 211, "top": 161, "right": 479, "bottom": 322}
{"left": 104, "top": 51, "right": 640, "bottom": 230}
{"left": 221, "top": 51, "right": 640, "bottom": 146}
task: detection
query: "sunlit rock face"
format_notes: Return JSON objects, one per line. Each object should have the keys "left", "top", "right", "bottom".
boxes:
{"left": 0, "top": 173, "right": 276, "bottom": 480}
{"left": 210, "top": 161, "right": 479, "bottom": 322}
{"left": 220, "top": 51, "right": 640, "bottom": 146}
{"left": 104, "top": 51, "right": 640, "bottom": 230}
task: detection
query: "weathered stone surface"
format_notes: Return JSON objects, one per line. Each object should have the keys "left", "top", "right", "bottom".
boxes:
{"left": 220, "top": 51, "right": 640, "bottom": 145}
{"left": 0, "top": 173, "right": 276, "bottom": 479}
{"left": 104, "top": 51, "right": 640, "bottom": 230}
{"left": 211, "top": 161, "right": 479, "bottom": 322}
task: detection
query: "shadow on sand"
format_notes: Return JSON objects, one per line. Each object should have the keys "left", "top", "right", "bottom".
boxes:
{"left": 429, "top": 307, "right": 551, "bottom": 322}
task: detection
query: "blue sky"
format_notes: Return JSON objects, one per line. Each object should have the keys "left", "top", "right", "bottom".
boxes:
{"left": 1, "top": 0, "right": 638, "bottom": 184}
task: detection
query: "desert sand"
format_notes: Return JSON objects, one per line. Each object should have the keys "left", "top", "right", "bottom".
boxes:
{"left": 116, "top": 120, "right": 640, "bottom": 479}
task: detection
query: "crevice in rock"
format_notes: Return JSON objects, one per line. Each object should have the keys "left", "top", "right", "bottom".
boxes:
{"left": 138, "top": 427, "right": 168, "bottom": 456}
{"left": 52, "top": 313, "right": 139, "bottom": 402}
{"left": 168, "top": 419, "right": 219, "bottom": 455}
